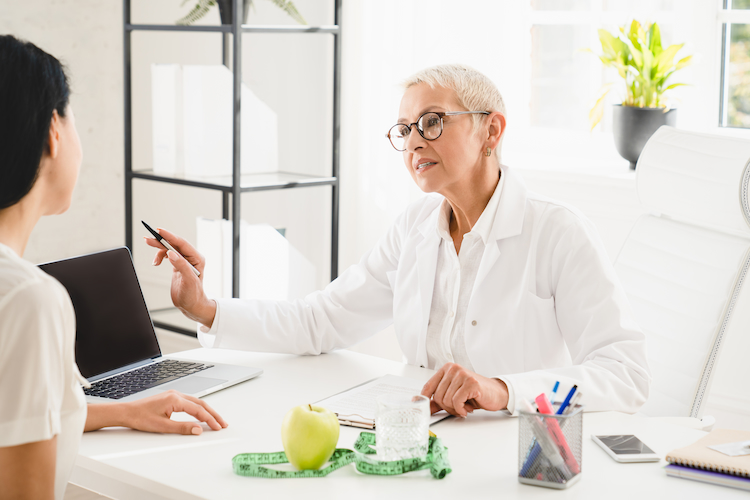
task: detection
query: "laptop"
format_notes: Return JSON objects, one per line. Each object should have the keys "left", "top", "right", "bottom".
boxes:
{"left": 39, "top": 247, "right": 262, "bottom": 403}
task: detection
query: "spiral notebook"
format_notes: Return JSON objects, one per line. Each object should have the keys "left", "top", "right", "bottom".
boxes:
{"left": 666, "top": 429, "right": 750, "bottom": 480}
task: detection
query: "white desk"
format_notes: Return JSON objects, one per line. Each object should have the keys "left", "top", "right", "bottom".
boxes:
{"left": 72, "top": 349, "right": 744, "bottom": 499}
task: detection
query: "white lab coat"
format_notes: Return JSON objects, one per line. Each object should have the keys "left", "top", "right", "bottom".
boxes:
{"left": 200, "top": 165, "right": 651, "bottom": 413}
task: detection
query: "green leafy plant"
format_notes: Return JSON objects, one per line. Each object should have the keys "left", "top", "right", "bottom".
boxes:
{"left": 585, "top": 20, "right": 692, "bottom": 131}
{"left": 177, "top": 0, "right": 306, "bottom": 26}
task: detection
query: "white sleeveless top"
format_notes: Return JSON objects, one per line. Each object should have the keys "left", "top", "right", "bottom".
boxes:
{"left": 0, "top": 242, "right": 88, "bottom": 500}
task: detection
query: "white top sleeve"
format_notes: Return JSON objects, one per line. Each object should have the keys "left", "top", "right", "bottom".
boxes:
{"left": 0, "top": 247, "right": 88, "bottom": 500}
{"left": 0, "top": 279, "right": 70, "bottom": 445}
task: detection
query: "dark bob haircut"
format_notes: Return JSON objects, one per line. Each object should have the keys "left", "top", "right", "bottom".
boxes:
{"left": 0, "top": 35, "right": 70, "bottom": 209}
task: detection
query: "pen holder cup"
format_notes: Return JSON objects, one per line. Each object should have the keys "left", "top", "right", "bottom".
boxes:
{"left": 518, "top": 404, "right": 583, "bottom": 489}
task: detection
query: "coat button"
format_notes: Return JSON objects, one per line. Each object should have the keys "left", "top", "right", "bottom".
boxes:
{"left": 420, "top": 365, "right": 425, "bottom": 369}
{"left": 471, "top": 320, "right": 477, "bottom": 326}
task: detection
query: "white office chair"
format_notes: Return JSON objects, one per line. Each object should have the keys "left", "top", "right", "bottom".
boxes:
{"left": 614, "top": 126, "right": 750, "bottom": 429}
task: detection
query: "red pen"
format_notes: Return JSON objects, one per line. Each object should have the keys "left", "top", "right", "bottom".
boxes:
{"left": 535, "top": 393, "right": 581, "bottom": 474}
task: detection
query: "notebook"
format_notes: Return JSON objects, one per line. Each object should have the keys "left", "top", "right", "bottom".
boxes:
{"left": 39, "top": 247, "right": 262, "bottom": 403}
{"left": 665, "top": 464, "right": 750, "bottom": 492}
{"left": 665, "top": 429, "right": 750, "bottom": 480}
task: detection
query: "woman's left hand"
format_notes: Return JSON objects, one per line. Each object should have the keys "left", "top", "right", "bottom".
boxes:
{"left": 85, "top": 390, "right": 228, "bottom": 435}
{"left": 421, "top": 363, "right": 509, "bottom": 417}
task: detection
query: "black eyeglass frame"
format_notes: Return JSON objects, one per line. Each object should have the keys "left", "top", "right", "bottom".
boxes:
{"left": 385, "top": 111, "right": 491, "bottom": 151}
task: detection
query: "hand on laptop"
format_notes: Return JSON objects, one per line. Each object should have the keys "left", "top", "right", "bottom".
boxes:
{"left": 145, "top": 228, "right": 217, "bottom": 328}
{"left": 86, "top": 390, "right": 228, "bottom": 435}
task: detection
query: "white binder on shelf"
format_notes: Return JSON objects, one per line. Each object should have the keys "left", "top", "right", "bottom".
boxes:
{"left": 151, "top": 64, "right": 183, "bottom": 175}
{"left": 151, "top": 64, "right": 279, "bottom": 178}
{"left": 196, "top": 218, "right": 316, "bottom": 301}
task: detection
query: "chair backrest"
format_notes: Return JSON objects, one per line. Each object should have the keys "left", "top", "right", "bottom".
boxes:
{"left": 614, "top": 126, "right": 750, "bottom": 418}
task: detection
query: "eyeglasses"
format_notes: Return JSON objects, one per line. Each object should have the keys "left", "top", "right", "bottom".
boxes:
{"left": 385, "top": 111, "right": 490, "bottom": 152}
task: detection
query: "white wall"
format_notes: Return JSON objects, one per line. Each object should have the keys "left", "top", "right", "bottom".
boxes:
{"left": 0, "top": 0, "right": 124, "bottom": 264}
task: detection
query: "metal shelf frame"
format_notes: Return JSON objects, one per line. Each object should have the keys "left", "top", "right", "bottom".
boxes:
{"left": 123, "top": 0, "right": 342, "bottom": 336}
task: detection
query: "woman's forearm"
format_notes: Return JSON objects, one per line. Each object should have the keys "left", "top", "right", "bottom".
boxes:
{"left": 85, "top": 403, "right": 129, "bottom": 432}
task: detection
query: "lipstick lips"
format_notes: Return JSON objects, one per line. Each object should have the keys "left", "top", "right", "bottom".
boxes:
{"left": 414, "top": 158, "right": 438, "bottom": 172}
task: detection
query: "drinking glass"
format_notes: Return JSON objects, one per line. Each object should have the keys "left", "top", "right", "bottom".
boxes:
{"left": 375, "top": 393, "right": 430, "bottom": 461}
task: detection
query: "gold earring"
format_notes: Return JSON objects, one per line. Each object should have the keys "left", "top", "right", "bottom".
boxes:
{"left": 485, "top": 147, "right": 491, "bottom": 157}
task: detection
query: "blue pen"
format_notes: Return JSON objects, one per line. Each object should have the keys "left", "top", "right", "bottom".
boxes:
{"left": 520, "top": 441, "right": 542, "bottom": 477}
{"left": 550, "top": 381, "right": 560, "bottom": 404}
{"left": 556, "top": 385, "right": 578, "bottom": 415}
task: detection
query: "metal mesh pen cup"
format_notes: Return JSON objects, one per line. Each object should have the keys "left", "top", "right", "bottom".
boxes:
{"left": 518, "top": 404, "right": 583, "bottom": 489}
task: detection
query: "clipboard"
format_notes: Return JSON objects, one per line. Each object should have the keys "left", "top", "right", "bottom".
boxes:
{"left": 315, "top": 374, "right": 450, "bottom": 429}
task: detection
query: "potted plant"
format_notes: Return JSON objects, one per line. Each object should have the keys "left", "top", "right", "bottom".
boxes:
{"left": 587, "top": 20, "right": 692, "bottom": 169}
{"left": 178, "top": 0, "right": 306, "bottom": 26}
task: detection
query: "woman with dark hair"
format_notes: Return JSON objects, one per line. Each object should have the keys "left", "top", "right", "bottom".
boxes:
{"left": 0, "top": 35, "right": 227, "bottom": 500}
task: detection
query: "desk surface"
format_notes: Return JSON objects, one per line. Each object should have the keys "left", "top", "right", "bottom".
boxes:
{"left": 73, "top": 349, "right": 744, "bottom": 500}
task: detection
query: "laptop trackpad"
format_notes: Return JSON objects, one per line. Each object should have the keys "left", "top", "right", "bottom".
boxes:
{"left": 166, "top": 376, "right": 226, "bottom": 395}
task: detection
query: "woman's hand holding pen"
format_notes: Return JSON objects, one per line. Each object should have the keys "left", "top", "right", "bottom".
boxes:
{"left": 421, "top": 363, "right": 509, "bottom": 418}
{"left": 144, "top": 228, "right": 216, "bottom": 328}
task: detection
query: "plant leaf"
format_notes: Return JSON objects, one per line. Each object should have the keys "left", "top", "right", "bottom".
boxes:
{"left": 654, "top": 43, "right": 683, "bottom": 76}
{"left": 675, "top": 55, "right": 693, "bottom": 71}
{"left": 598, "top": 29, "right": 619, "bottom": 58}
{"left": 265, "top": 0, "right": 307, "bottom": 24}
{"left": 177, "top": 0, "right": 215, "bottom": 26}
{"left": 641, "top": 46, "right": 654, "bottom": 85}
{"left": 629, "top": 44, "right": 643, "bottom": 70}
{"left": 628, "top": 20, "right": 643, "bottom": 52}
{"left": 588, "top": 83, "right": 614, "bottom": 131}
{"left": 663, "top": 83, "right": 688, "bottom": 91}
{"left": 649, "top": 22, "right": 662, "bottom": 57}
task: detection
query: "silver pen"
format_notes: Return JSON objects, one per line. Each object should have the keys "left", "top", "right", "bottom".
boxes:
{"left": 142, "top": 220, "right": 200, "bottom": 277}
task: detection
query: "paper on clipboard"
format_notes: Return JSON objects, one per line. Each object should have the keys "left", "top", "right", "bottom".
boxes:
{"left": 315, "top": 374, "right": 450, "bottom": 429}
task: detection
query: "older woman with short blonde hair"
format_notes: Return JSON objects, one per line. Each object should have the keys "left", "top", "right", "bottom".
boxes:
{"left": 150, "top": 63, "right": 651, "bottom": 417}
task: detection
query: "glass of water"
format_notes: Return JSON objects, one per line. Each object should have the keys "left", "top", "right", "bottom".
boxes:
{"left": 375, "top": 393, "right": 430, "bottom": 461}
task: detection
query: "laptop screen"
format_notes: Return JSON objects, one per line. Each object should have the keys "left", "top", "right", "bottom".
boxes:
{"left": 39, "top": 247, "right": 161, "bottom": 379}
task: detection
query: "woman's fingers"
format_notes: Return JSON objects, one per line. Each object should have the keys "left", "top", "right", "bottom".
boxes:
{"left": 167, "top": 251, "right": 197, "bottom": 279}
{"left": 156, "top": 228, "right": 204, "bottom": 268}
{"left": 170, "top": 396, "right": 223, "bottom": 431}
{"left": 422, "top": 363, "right": 485, "bottom": 417}
{"left": 452, "top": 381, "right": 481, "bottom": 418}
{"left": 422, "top": 366, "right": 456, "bottom": 415}
{"left": 422, "top": 364, "right": 458, "bottom": 417}
{"left": 429, "top": 400, "right": 444, "bottom": 415}
{"left": 178, "top": 393, "right": 228, "bottom": 429}
{"left": 144, "top": 237, "right": 168, "bottom": 265}
{"left": 421, "top": 369, "right": 443, "bottom": 399}
{"left": 145, "top": 417, "right": 203, "bottom": 436}
{"left": 142, "top": 228, "right": 205, "bottom": 272}
{"left": 123, "top": 391, "right": 228, "bottom": 435}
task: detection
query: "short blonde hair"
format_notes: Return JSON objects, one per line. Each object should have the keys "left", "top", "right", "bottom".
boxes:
{"left": 402, "top": 63, "right": 506, "bottom": 133}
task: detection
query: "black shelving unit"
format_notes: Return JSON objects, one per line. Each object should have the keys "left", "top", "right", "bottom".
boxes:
{"left": 123, "top": 0, "right": 341, "bottom": 336}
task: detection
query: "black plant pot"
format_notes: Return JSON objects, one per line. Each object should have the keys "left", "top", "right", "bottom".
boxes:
{"left": 612, "top": 105, "right": 677, "bottom": 170}
{"left": 216, "top": 0, "right": 251, "bottom": 25}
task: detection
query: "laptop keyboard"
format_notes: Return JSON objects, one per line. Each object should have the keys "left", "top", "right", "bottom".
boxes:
{"left": 83, "top": 359, "right": 214, "bottom": 400}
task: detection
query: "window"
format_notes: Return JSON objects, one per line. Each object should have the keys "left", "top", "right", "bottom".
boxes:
{"left": 720, "top": 0, "right": 750, "bottom": 129}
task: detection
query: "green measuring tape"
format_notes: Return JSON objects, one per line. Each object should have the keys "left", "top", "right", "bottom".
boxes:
{"left": 232, "top": 432, "right": 452, "bottom": 480}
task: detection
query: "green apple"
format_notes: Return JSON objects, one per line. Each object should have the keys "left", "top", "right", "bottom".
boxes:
{"left": 281, "top": 404, "right": 340, "bottom": 470}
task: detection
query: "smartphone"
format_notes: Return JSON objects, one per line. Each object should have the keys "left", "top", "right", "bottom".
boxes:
{"left": 591, "top": 434, "right": 660, "bottom": 463}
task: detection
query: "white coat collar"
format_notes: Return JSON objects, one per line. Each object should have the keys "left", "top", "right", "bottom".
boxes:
{"left": 411, "top": 164, "right": 529, "bottom": 368}
{"left": 416, "top": 163, "right": 528, "bottom": 243}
